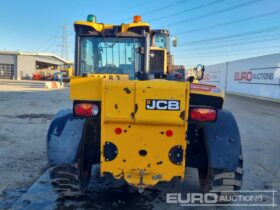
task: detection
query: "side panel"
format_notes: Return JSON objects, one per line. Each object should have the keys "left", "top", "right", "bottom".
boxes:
{"left": 47, "top": 109, "right": 86, "bottom": 165}
{"left": 203, "top": 109, "right": 241, "bottom": 171}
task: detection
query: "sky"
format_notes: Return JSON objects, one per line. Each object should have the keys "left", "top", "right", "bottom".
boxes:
{"left": 0, "top": 0, "right": 280, "bottom": 67}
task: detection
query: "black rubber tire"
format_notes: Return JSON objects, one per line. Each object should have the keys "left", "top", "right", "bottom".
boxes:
{"left": 199, "top": 154, "right": 243, "bottom": 195}
{"left": 50, "top": 145, "right": 92, "bottom": 197}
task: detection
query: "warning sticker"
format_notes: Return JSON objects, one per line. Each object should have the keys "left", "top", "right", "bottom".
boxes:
{"left": 190, "top": 84, "right": 221, "bottom": 93}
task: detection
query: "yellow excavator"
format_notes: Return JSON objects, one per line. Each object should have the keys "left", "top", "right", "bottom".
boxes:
{"left": 47, "top": 15, "right": 243, "bottom": 197}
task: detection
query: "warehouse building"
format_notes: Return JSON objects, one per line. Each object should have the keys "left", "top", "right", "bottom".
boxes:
{"left": 0, "top": 51, "right": 72, "bottom": 80}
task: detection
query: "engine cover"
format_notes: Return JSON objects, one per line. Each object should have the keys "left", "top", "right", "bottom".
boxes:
{"left": 101, "top": 80, "right": 189, "bottom": 189}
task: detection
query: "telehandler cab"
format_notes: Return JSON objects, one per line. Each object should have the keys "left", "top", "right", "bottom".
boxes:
{"left": 47, "top": 15, "right": 243, "bottom": 197}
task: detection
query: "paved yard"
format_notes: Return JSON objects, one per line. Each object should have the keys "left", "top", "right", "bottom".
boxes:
{"left": 0, "top": 80, "right": 279, "bottom": 209}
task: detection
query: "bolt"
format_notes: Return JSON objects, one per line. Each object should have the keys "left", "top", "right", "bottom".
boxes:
{"left": 229, "top": 138, "right": 235, "bottom": 142}
{"left": 152, "top": 174, "right": 162, "bottom": 180}
{"left": 138, "top": 189, "right": 144, "bottom": 193}
{"left": 139, "top": 170, "right": 145, "bottom": 175}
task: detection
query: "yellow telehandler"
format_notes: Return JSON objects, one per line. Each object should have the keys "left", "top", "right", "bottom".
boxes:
{"left": 47, "top": 15, "right": 243, "bottom": 197}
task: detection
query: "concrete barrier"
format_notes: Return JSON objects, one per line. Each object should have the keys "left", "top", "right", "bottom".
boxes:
{"left": 204, "top": 53, "right": 280, "bottom": 102}
{"left": 45, "top": 81, "right": 63, "bottom": 89}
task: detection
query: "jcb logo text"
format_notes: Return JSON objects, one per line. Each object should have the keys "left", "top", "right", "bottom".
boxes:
{"left": 146, "top": 100, "right": 180, "bottom": 111}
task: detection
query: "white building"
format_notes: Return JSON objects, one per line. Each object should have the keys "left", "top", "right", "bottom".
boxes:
{"left": 0, "top": 51, "right": 72, "bottom": 80}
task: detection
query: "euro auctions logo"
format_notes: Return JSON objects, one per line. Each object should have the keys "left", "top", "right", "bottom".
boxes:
{"left": 234, "top": 71, "right": 253, "bottom": 81}
{"left": 234, "top": 71, "right": 274, "bottom": 82}
{"left": 166, "top": 190, "right": 277, "bottom": 207}
{"left": 167, "top": 192, "right": 219, "bottom": 204}
{"left": 233, "top": 68, "right": 280, "bottom": 86}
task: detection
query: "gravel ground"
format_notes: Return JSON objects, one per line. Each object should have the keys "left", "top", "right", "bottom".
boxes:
{"left": 0, "top": 80, "right": 279, "bottom": 209}
{"left": 0, "top": 81, "right": 71, "bottom": 199}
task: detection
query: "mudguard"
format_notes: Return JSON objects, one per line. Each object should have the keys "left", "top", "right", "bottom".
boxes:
{"left": 203, "top": 109, "right": 241, "bottom": 171}
{"left": 47, "top": 109, "right": 87, "bottom": 165}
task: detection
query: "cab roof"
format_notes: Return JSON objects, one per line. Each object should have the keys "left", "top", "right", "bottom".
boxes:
{"left": 74, "top": 15, "right": 150, "bottom": 35}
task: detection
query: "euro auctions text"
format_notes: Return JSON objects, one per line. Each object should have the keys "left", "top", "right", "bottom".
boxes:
{"left": 166, "top": 190, "right": 277, "bottom": 207}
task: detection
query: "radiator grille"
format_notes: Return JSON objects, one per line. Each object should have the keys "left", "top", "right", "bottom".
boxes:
{"left": 150, "top": 50, "right": 164, "bottom": 74}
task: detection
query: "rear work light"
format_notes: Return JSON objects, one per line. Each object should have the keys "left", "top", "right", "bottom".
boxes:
{"left": 74, "top": 103, "right": 99, "bottom": 117}
{"left": 190, "top": 108, "right": 216, "bottom": 122}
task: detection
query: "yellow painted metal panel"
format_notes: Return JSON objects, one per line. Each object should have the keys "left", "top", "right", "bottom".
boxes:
{"left": 71, "top": 77, "right": 190, "bottom": 188}
{"left": 102, "top": 80, "right": 135, "bottom": 123}
{"left": 101, "top": 80, "right": 189, "bottom": 188}
{"left": 70, "top": 76, "right": 102, "bottom": 101}
{"left": 135, "top": 80, "right": 186, "bottom": 126}
{"left": 101, "top": 123, "right": 186, "bottom": 188}
{"left": 74, "top": 21, "right": 113, "bottom": 32}
{"left": 121, "top": 22, "right": 150, "bottom": 32}
{"left": 70, "top": 74, "right": 130, "bottom": 101}
{"left": 74, "top": 21, "right": 149, "bottom": 33}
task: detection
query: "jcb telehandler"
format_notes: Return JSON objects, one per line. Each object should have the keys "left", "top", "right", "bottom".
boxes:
{"left": 47, "top": 15, "right": 243, "bottom": 197}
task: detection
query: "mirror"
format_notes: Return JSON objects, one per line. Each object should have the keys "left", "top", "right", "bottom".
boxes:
{"left": 194, "top": 64, "right": 205, "bottom": 80}
{"left": 171, "top": 36, "right": 177, "bottom": 47}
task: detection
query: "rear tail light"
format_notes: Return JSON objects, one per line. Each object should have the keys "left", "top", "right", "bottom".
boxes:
{"left": 190, "top": 108, "right": 216, "bottom": 122}
{"left": 74, "top": 103, "right": 99, "bottom": 117}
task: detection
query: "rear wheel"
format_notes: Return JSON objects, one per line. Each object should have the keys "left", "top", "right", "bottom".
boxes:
{"left": 50, "top": 144, "right": 92, "bottom": 197}
{"left": 199, "top": 154, "right": 243, "bottom": 195}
